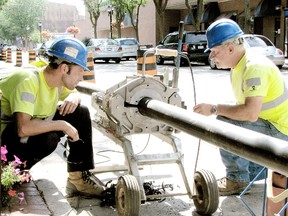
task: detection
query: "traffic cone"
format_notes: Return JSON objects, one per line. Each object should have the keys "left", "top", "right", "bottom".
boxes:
{"left": 137, "top": 49, "right": 157, "bottom": 76}
{"left": 15, "top": 50, "right": 22, "bottom": 67}
{"left": 83, "top": 52, "right": 95, "bottom": 83}
{"left": 29, "top": 50, "right": 36, "bottom": 64}
{"left": 5, "top": 49, "right": 12, "bottom": 63}
{"left": 0, "top": 48, "right": 6, "bottom": 61}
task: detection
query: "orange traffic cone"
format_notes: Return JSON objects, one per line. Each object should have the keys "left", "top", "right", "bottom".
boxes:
{"left": 29, "top": 50, "right": 36, "bottom": 64}
{"left": 83, "top": 52, "right": 95, "bottom": 83}
{"left": 15, "top": 50, "right": 22, "bottom": 67}
{"left": 5, "top": 49, "right": 12, "bottom": 63}
{"left": 0, "top": 48, "right": 6, "bottom": 61}
{"left": 137, "top": 49, "right": 157, "bottom": 76}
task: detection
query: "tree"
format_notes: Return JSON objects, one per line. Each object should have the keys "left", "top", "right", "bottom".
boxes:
{"left": 0, "top": 0, "right": 46, "bottom": 46}
{"left": 119, "top": 0, "right": 147, "bottom": 41}
{"left": 243, "top": 0, "right": 251, "bottom": 33}
{"left": 185, "top": 0, "right": 204, "bottom": 31}
{"left": 0, "top": 0, "right": 8, "bottom": 10}
{"left": 153, "top": 0, "right": 168, "bottom": 41}
{"left": 84, "top": 0, "right": 103, "bottom": 38}
{"left": 111, "top": 0, "right": 126, "bottom": 38}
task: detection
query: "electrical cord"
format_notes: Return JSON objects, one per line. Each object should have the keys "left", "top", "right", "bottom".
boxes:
{"left": 179, "top": 53, "right": 202, "bottom": 176}
{"left": 94, "top": 134, "right": 152, "bottom": 165}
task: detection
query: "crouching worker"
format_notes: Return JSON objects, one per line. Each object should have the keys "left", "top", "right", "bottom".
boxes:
{"left": 0, "top": 38, "right": 105, "bottom": 197}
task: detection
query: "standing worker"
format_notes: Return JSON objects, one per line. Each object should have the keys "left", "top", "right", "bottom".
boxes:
{"left": 193, "top": 19, "right": 288, "bottom": 196}
{"left": 0, "top": 37, "right": 106, "bottom": 197}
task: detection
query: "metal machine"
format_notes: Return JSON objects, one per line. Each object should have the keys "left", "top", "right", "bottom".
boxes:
{"left": 91, "top": 47, "right": 219, "bottom": 215}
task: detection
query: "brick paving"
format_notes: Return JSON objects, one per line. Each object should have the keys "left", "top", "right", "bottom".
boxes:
{"left": 1, "top": 181, "right": 51, "bottom": 216}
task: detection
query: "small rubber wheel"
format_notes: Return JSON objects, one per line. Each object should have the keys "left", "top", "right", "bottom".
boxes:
{"left": 116, "top": 175, "right": 141, "bottom": 216}
{"left": 192, "top": 169, "right": 219, "bottom": 215}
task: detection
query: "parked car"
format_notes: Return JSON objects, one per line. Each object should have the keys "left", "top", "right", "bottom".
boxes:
{"left": 209, "top": 34, "right": 285, "bottom": 69}
{"left": 3, "top": 45, "right": 21, "bottom": 51}
{"left": 35, "top": 40, "right": 54, "bottom": 57}
{"left": 85, "top": 38, "right": 123, "bottom": 63}
{"left": 115, "top": 38, "right": 139, "bottom": 60}
{"left": 244, "top": 34, "right": 285, "bottom": 69}
{"left": 156, "top": 31, "right": 210, "bottom": 66}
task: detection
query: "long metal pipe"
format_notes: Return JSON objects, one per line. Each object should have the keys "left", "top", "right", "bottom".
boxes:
{"left": 138, "top": 97, "right": 288, "bottom": 176}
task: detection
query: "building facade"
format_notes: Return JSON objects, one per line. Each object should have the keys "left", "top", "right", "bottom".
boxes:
{"left": 95, "top": 0, "right": 288, "bottom": 55}
{"left": 40, "top": 0, "right": 288, "bottom": 56}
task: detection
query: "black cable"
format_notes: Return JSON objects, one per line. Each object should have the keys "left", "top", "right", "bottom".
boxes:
{"left": 94, "top": 134, "right": 152, "bottom": 165}
{"left": 179, "top": 54, "right": 202, "bottom": 175}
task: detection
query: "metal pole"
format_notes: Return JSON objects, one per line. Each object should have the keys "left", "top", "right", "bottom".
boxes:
{"left": 38, "top": 22, "right": 42, "bottom": 43}
{"left": 138, "top": 97, "right": 288, "bottom": 176}
{"left": 173, "top": 21, "right": 184, "bottom": 88}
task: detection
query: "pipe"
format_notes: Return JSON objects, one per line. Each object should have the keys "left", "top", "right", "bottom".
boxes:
{"left": 138, "top": 97, "right": 288, "bottom": 176}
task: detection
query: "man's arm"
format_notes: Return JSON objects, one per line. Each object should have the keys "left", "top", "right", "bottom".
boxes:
{"left": 15, "top": 112, "right": 79, "bottom": 141}
{"left": 193, "top": 96, "right": 263, "bottom": 122}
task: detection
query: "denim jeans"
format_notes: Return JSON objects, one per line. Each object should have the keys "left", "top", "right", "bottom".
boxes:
{"left": 217, "top": 116, "right": 288, "bottom": 182}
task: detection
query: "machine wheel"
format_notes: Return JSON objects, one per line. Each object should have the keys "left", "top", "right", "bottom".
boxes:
{"left": 192, "top": 169, "right": 219, "bottom": 215}
{"left": 116, "top": 175, "right": 141, "bottom": 216}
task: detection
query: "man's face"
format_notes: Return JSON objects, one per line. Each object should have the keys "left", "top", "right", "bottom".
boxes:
{"left": 209, "top": 43, "right": 231, "bottom": 69}
{"left": 62, "top": 64, "right": 84, "bottom": 90}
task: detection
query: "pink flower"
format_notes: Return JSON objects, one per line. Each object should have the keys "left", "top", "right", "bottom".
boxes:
{"left": 14, "top": 168, "right": 21, "bottom": 175}
{"left": 1, "top": 145, "right": 8, "bottom": 162}
{"left": 13, "top": 155, "right": 22, "bottom": 167}
{"left": 8, "top": 190, "right": 17, "bottom": 197}
{"left": 20, "top": 172, "right": 31, "bottom": 183}
{"left": 17, "top": 192, "right": 25, "bottom": 205}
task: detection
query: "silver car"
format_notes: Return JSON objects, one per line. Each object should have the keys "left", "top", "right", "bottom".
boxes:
{"left": 209, "top": 34, "right": 285, "bottom": 69}
{"left": 243, "top": 34, "right": 285, "bottom": 68}
{"left": 85, "top": 38, "right": 123, "bottom": 63}
{"left": 115, "top": 38, "right": 139, "bottom": 60}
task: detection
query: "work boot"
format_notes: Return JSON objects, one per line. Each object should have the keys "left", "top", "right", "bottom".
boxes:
{"left": 66, "top": 171, "right": 106, "bottom": 197}
{"left": 217, "top": 177, "right": 250, "bottom": 196}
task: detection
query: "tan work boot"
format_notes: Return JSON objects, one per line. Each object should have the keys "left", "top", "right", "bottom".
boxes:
{"left": 66, "top": 171, "right": 106, "bottom": 197}
{"left": 217, "top": 177, "right": 250, "bottom": 196}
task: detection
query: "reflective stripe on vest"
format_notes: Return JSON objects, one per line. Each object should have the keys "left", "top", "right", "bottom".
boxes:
{"left": 234, "top": 65, "right": 288, "bottom": 112}
{"left": 261, "top": 83, "right": 288, "bottom": 111}
{"left": 244, "top": 76, "right": 288, "bottom": 111}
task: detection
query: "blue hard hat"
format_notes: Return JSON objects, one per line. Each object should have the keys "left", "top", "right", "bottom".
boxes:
{"left": 205, "top": 18, "right": 244, "bottom": 52}
{"left": 47, "top": 37, "right": 89, "bottom": 71}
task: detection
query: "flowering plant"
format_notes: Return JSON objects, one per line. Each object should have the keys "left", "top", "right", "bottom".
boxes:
{"left": 41, "top": 30, "right": 52, "bottom": 40}
{"left": 66, "top": 25, "right": 80, "bottom": 36}
{"left": 1, "top": 145, "right": 30, "bottom": 207}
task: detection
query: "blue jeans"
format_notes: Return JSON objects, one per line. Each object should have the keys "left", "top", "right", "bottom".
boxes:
{"left": 217, "top": 116, "right": 288, "bottom": 182}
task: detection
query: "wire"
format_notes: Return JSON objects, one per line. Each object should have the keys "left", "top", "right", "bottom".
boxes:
{"left": 179, "top": 54, "right": 202, "bottom": 175}
{"left": 94, "top": 134, "right": 151, "bottom": 165}
{"left": 94, "top": 149, "right": 123, "bottom": 165}
{"left": 135, "top": 134, "right": 151, "bottom": 155}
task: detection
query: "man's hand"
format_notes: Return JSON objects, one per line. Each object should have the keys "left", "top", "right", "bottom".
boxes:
{"left": 62, "top": 121, "right": 79, "bottom": 142}
{"left": 58, "top": 93, "right": 80, "bottom": 116}
{"left": 58, "top": 101, "right": 78, "bottom": 116}
{"left": 193, "top": 103, "right": 214, "bottom": 116}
